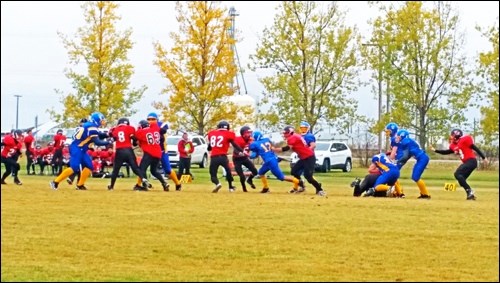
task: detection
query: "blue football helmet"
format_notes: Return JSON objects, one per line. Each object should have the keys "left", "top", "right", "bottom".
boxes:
{"left": 385, "top": 122, "right": 398, "bottom": 137}
{"left": 397, "top": 129, "right": 410, "bottom": 140}
{"left": 299, "top": 121, "right": 310, "bottom": 135}
{"left": 89, "top": 112, "right": 106, "bottom": 127}
{"left": 147, "top": 112, "right": 158, "bottom": 121}
{"left": 372, "top": 153, "right": 387, "bottom": 164}
{"left": 253, "top": 130, "right": 263, "bottom": 141}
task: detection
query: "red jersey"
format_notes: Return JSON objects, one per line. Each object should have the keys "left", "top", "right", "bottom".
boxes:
{"left": 207, "top": 128, "right": 236, "bottom": 156}
{"left": 24, "top": 134, "right": 35, "bottom": 154}
{"left": 232, "top": 136, "right": 251, "bottom": 158}
{"left": 1, "top": 134, "right": 22, "bottom": 158}
{"left": 41, "top": 146, "right": 56, "bottom": 163}
{"left": 286, "top": 133, "right": 314, "bottom": 160}
{"left": 110, "top": 124, "right": 136, "bottom": 149}
{"left": 178, "top": 139, "right": 194, "bottom": 158}
{"left": 136, "top": 124, "right": 162, "bottom": 158}
{"left": 53, "top": 133, "right": 66, "bottom": 149}
{"left": 449, "top": 135, "right": 476, "bottom": 163}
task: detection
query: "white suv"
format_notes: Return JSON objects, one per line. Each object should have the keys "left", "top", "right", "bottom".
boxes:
{"left": 290, "top": 140, "right": 352, "bottom": 172}
{"left": 166, "top": 134, "right": 209, "bottom": 168}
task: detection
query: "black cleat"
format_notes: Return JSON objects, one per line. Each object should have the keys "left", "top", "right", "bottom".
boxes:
{"left": 260, "top": 188, "right": 270, "bottom": 194}
{"left": 417, "top": 194, "right": 431, "bottom": 199}
{"left": 76, "top": 185, "right": 87, "bottom": 190}
{"left": 162, "top": 183, "right": 170, "bottom": 192}
{"left": 49, "top": 181, "right": 59, "bottom": 190}
{"left": 212, "top": 183, "right": 222, "bottom": 193}
{"left": 175, "top": 184, "right": 182, "bottom": 191}
{"left": 107, "top": 185, "right": 114, "bottom": 191}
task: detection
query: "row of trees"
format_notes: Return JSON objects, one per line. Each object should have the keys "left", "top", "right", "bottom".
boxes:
{"left": 48, "top": 1, "right": 499, "bottom": 150}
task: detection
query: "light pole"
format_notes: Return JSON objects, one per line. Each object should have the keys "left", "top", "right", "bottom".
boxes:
{"left": 362, "top": 43, "right": 383, "bottom": 153}
{"left": 14, "top": 95, "right": 22, "bottom": 129}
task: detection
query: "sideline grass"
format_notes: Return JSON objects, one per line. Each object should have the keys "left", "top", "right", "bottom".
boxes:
{"left": 1, "top": 165, "right": 498, "bottom": 282}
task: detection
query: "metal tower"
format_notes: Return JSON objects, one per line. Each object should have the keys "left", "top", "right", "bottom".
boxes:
{"left": 228, "top": 6, "right": 248, "bottom": 95}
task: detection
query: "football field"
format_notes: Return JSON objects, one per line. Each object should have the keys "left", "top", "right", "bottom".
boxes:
{"left": 1, "top": 164, "right": 498, "bottom": 282}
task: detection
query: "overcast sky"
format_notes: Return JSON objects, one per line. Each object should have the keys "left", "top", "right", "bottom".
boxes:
{"left": 1, "top": 1, "right": 498, "bottom": 132}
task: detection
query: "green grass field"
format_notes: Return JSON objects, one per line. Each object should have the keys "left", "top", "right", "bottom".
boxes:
{"left": 1, "top": 162, "right": 499, "bottom": 282}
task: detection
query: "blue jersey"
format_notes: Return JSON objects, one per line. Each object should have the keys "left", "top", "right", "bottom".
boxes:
{"left": 398, "top": 137, "right": 426, "bottom": 160}
{"left": 71, "top": 121, "right": 103, "bottom": 152}
{"left": 302, "top": 133, "right": 316, "bottom": 147}
{"left": 249, "top": 137, "right": 278, "bottom": 163}
{"left": 249, "top": 137, "right": 286, "bottom": 181}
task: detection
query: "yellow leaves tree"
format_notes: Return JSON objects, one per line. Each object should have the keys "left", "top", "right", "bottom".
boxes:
{"left": 249, "top": 1, "right": 359, "bottom": 134}
{"left": 154, "top": 1, "right": 250, "bottom": 135}
{"left": 49, "top": 1, "right": 146, "bottom": 128}
{"left": 477, "top": 23, "right": 499, "bottom": 143}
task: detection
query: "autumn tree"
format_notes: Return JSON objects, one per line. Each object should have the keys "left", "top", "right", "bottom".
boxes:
{"left": 248, "top": 1, "right": 359, "bottom": 134}
{"left": 476, "top": 23, "right": 499, "bottom": 144}
{"left": 49, "top": 1, "right": 146, "bottom": 127}
{"left": 365, "top": 1, "right": 474, "bottom": 148}
{"left": 154, "top": 1, "right": 252, "bottom": 135}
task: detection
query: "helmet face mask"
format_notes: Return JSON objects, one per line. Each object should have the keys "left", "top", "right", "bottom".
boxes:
{"left": 147, "top": 112, "right": 158, "bottom": 123}
{"left": 240, "top": 126, "right": 252, "bottom": 139}
{"left": 282, "top": 126, "right": 294, "bottom": 138}
{"left": 90, "top": 112, "right": 106, "bottom": 128}
{"left": 299, "top": 121, "right": 310, "bottom": 134}
{"left": 385, "top": 122, "right": 398, "bottom": 137}
{"left": 396, "top": 129, "right": 409, "bottom": 142}
{"left": 450, "top": 129, "right": 463, "bottom": 141}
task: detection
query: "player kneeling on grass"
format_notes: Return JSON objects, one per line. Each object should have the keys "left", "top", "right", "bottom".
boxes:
{"left": 363, "top": 153, "right": 400, "bottom": 197}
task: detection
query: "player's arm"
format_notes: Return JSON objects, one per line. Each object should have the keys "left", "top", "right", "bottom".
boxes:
{"left": 397, "top": 149, "right": 410, "bottom": 167}
{"left": 471, "top": 144, "right": 486, "bottom": 160}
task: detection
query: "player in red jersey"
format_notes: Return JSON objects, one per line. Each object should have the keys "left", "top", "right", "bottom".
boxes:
{"left": 430, "top": 129, "right": 488, "bottom": 200}
{"left": 231, "top": 126, "right": 258, "bottom": 192}
{"left": 107, "top": 118, "right": 149, "bottom": 191}
{"left": 274, "top": 125, "right": 326, "bottom": 196}
{"left": 206, "top": 120, "right": 244, "bottom": 193}
{"left": 52, "top": 129, "right": 67, "bottom": 175}
{"left": 23, "top": 128, "right": 36, "bottom": 175}
{"left": 1, "top": 130, "right": 24, "bottom": 185}
{"left": 135, "top": 119, "right": 168, "bottom": 191}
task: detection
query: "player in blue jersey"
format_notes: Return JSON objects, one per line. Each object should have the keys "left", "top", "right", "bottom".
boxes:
{"left": 50, "top": 112, "right": 110, "bottom": 190}
{"left": 364, "top": 153, "right": 400, "bottom": 197}
{"left": 384, "top": 122, "right": 405, "bottom": 197}
{"left": 395, "top": 129, "right": 431, "bottom": 199}
{"left": 248, "top": 131, "right": 303, "bottom": 194}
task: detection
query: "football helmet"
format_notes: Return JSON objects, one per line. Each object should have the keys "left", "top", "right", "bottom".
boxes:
{"left": 138, "top": 120, "right": 150, "bottom": 129}
{"left": 396, "top": 129, "right": 410, "bottom": 140}
{"left": 56, "top": 129, "right": 64, "bottom": 134}
{"left": 372, "top": 153, "right": 387, "bottom": 164}
{"left": 240, "top": 125, "right": 252, "bottom": 139}
{"left": 282, "top": 125, "right": 295, "bottom": 138}
{"left": 253, "top": 130, "right": 263, "bottom": 141}
{"left": 13, "top": 129, "right": 23, "bottom": 139}
{"left": 147, "top": 112, "right": 158, "bottom": 121}
{"left": 117, "top": 118, "right": 130, "bottom": 125}
{"left": 217, "top": 120, "right": 230, "bottom": 130}
{"left": 299, "top": 121, "right": 310, "bottom": 135}
{"left": 450, "top": 129, "right": 463, "bottom": 141}
{"left": 385, "top": 122, "right": 398, "bottom": 137}
{"left": 89, "top": 112, "right": 106, "bottom": 127}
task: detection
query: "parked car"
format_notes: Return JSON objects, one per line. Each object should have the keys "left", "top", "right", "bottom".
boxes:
{"left": 166, "top": 134, "right": 208, "bottom": 168}
{"left": 290, "top": 140, "right": 352, "bottom": 172}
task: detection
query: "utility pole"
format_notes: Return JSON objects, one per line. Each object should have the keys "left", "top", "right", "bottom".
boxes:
{"left": 362, "top": 43, "right": 383, "bottom": 152}
{"left": 14, "top": 95, "right": 22, "bottom": 129}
